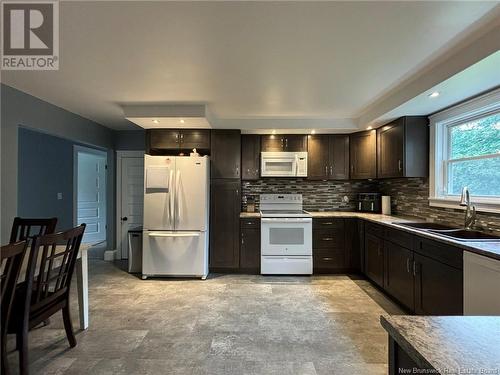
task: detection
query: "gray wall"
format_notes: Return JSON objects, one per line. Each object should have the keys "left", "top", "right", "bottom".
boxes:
{"left": 1, "top": 84, "right": 115, "bottom": 245}
{"left": 18, "top": 128, "right": 75, "bottom": 231}
{"left": 115, "top": 130, "right": 146, "bottom": 151}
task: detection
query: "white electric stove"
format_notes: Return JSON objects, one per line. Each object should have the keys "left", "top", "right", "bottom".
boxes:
{"left": 260, "top": 194, "right": 312, "bottom": 275}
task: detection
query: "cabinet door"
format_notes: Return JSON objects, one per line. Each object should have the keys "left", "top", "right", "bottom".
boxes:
{"left": 414, "top": 253, "right": 463, "bottom": 315}
{"left": 384, "top": 241, "right": 414, "bottom": 311}
{"left": 179, "top": 130, "right": 210, "bottom": 150}
{"left": 307, "top": 135, "right": 329, "bottom": 180}
{"left": 284, "top": 135, "right": 307, "bottom": 152}
{"left": 364, "top": 233, "right": 384, "bottom": 287}
{"left": 148, "top": 129, "right": 179, "bottom": 150}
{"left": 240, "top": 227, "right": 261, "bottom": 272}
{"left": 211, "top": 130, "right": 241, "bottom": 179}
{"left": 241, "top": 135, "right": 260, "bottom": 180}
{"left": 345, "top": 218, "right": 361, "bottom": 271}
{"left": 210, "top": 180, "right": 241, "bottom": 269}
{"left": 261, "top": 135, "right": 284, "bottom": 152}
{"left": 349, "top": 130, "right": 376, "bottom": 179}
{"left": 329, "top": 135, "right": 349, "bottom": 180}
{"left": 377, "top": 119, "right": 404, "bottom": 178}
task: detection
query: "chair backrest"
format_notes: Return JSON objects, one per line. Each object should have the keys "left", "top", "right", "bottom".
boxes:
{"left": 1, "top": 241, "right": 28, "bottom": 333}
{"left": 9, "top": 217, "right": 58, "bottom": 244}
{"left": 26, "top": 224, "right": 86, "bottom": 313}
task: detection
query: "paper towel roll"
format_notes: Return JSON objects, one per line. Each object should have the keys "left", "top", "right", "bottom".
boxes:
{"left": 382, "top": 196, "right": 391, "bottom": 215}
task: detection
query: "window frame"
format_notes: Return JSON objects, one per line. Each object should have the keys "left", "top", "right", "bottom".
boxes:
{"left": 429, "top": 88, "right": 500, "bottom": 213}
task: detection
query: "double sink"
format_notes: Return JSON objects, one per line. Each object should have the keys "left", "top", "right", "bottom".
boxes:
{"left": 394, "top": 222, "right": 500, "bottom": 242}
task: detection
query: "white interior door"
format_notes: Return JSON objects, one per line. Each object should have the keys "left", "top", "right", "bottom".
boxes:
{"left": 120, "top": 156, "right": 144, "bottom": 259}
{"left": 77, "top": 152, "right": 107, "bottom": 244}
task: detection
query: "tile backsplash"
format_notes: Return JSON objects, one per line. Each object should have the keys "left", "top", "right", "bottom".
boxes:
{"left": 378, "top": 178, "right": 500, "bottom": 234}
{"left": 242, "top": 177, "right": 500, "bottom": 234}
{"left": 242, "top": 179, "right": 377, "bottom": 211}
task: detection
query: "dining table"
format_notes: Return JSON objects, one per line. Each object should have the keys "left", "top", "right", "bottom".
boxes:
{"left": 18, "top": 243, "right": 90, "bottom": 330}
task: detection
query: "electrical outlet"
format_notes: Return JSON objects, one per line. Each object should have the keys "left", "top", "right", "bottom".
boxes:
{"left": 57, "top": 192, "right": 63, "bottom": 200}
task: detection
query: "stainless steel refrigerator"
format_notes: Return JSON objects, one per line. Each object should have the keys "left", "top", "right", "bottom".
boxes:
{"left": 142, "top": 155, "right": 209, "bottom": 279}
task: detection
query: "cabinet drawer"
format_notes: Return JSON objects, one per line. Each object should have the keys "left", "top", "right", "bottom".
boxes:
{"left": 414, "top": 237, "right": 463, "bottom": 269}
{"left": 314, "top": 249, "right": 345, "bottom": 270}
{"left": 313, "top": 229, "right": 344, "bottom": 249}
{"left": 313, "top": 218, "right": 344, "bottom": 229}
{"left": 386, "top": 227, "right": 414, "bottom": 250}
{"left": 365, "top": 221, "right": 385, "bottom": 238}
{"left": 240, "top": 218, "right": 260, "bottom": 228}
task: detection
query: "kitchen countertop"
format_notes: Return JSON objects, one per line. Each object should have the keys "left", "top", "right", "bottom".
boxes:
{"left": 239, "top": 211, "right": 500, "bottom": 260}
{"left": 380, "top": 315, "right": 500, "bottom": 374}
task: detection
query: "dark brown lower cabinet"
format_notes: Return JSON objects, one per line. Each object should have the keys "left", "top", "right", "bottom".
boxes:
{"left": 388, "top": 337, "right": 433, "bottom": 375}
{"left": 210, "top": 179, "right": 240, "bottom": 270}
{"left": 414, "top": 253, "right": 463, "bottom": 315}
{"left": 313, "top": 219, "right": 346, "bottom": 273}
{"left": 240, "top": 218, "right": 261, "bottom": 273}
{"left": 344, "top": 218, "right": 362, "bottom": 271}
{"left": 384, "top": 241, "right": 415, "bottom": 311}
{"left": 364, "top": 232, "right": 384, "bottom": 287}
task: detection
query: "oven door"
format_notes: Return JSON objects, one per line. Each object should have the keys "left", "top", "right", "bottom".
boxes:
{"left": 261, "top": 217, "right": 312, "bottom": 256}
{"left": 261, "top": 153, "right": 298, "bottom": 177}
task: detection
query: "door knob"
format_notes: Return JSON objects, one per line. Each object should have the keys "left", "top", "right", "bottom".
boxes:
{"left": 121, "top": 217, "right": 128, "bottom": 221}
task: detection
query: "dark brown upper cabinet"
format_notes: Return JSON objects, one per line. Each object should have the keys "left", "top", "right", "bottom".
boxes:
{"left": 349, "top": 130, "right": 376, "bottom": 179}
{"left": 210, "top": 130, "right": 241, "bottom": 179}
{"left": 261, "top": 135, "right": 307, "bottom": 152}
{"left": 307, "top": 135, "right": 349, "bottom": 180}
{"left": 241, "top": 134, "right": 260, "bottom": 180}
{"left": 307, "top": 135, "right": 330, "bottom": 180}
{"left": 377, "top": 116, "right": 429, "bottom": 178}
{"left": 147, "top": 129, "right": 210, "bottom": 154}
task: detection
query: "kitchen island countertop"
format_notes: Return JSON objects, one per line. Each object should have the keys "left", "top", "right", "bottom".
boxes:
{"left": 380, "top": 315, "right": 500, "bottom": 374}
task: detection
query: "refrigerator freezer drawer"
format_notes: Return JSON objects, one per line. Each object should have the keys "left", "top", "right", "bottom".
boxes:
{"left": 261, "top": 256, "right": 312, "bottom": 275}
{"left": 142, "top": 231, "right": 208, "bottom": 278}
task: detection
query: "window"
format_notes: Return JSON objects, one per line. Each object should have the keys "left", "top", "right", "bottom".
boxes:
{"left": 430, "top": 88, "right": 500, "bottom": 213}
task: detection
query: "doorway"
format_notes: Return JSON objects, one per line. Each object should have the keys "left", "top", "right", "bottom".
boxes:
{"left": 74, "top": 146, "right": 108, "bottom": 244}
{"left": 116, "top": 151, "right": 144, "bottom": 259}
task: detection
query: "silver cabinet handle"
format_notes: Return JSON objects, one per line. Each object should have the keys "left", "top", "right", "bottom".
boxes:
{"left": 322, "top": 257, "right": 333, "bottom": 261}
{"left": 175, "top": 133, "right": 179, "bottom": 143}
{"left": 398, "top": 159, "right": 402, "bottom": 172}
{"left": 358, "top": 202, "right": 362, "bottom": 210}
{"left": 236, "top": 166, "right": 239, "bottom": 176}
{"left": 330, "top": 165, "right": 333, "bottom": 176}
{"left": 371, "top": 202, "right": 374, "bottom": 211}
{"left": 285, "top": 138, "right": 288, "bottom": 148}
{"left": 413, "top": 261, "right": 417, "bottom": 276}
{"left": 406, "top": 258, "right": 410, "bottom": 273}
{"left": 322, "top": 237, "right": 334, "bottom": 241}
{"left": 325, "top": 165, "right": 328, "bottom": 175}
{"left": 322, "top": 222, "right": 333, "bottom": 225}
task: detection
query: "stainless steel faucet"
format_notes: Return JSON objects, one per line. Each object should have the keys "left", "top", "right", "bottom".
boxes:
{"left": 459, "top": 186, "right": 476, "bottom": 230}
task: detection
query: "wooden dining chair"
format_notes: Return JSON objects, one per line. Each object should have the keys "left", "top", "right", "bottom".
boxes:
{"left": 8, "top": 224, "right": 86, "bottom": 375}
{"left": 1, "top": 241, "right": 28, "bottom": 375}
{"left": 9, "top": 217, "right": 58, "bottom": 244}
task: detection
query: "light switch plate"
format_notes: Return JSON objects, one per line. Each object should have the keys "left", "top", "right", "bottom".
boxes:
{"left": 57, "top": 192, "right": 63, "bottom": 200}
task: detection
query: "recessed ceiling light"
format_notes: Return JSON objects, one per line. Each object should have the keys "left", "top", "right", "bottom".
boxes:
{"left": 311, "top": 130, "right": 316, "bottom": 134}
{"left": 152, "top": 119, "right": 159, "bottom": 124}
{"left": 367, "top": 126, "right": 373, "bottom": 130}
{"left": 180, "top": 119, "right": 185, "bottom": 124}
{"left": 429, "top": 91, "right": 440, "bottom": 98}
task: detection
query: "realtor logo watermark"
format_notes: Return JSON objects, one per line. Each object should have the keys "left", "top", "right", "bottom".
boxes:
{"left": 1, "top": 0, "right": 59, "bottom": 70}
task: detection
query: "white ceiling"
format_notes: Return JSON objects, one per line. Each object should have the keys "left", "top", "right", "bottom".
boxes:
{"left": 2, "top": 1, "right": 500, "bottom": 131}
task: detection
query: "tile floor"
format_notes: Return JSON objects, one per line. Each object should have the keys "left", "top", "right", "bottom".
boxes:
{"left": 6, "top": 260, "right": 403, "bottom": 374}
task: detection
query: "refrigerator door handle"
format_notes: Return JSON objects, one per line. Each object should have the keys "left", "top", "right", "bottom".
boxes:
{"left": 148, "top": 232, "right": 200, "bottom": 237}
{"left": 168, "top": 169, "right": 174, "bottom": 226}
{"left": 175, "top": 169, "right": 181, "bottom": 224}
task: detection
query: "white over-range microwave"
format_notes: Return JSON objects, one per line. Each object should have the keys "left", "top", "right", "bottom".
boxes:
{"left": 260, "top": 152, "right": 308, "bottom": 177}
